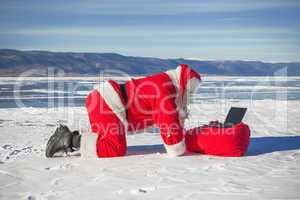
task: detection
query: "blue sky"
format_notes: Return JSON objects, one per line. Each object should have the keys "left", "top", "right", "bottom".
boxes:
{"left": 0, "top": 0, "right": 299, "bottom": 62}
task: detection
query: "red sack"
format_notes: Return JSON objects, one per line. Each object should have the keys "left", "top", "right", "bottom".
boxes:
{"left": 185, "top": 123, "right": 250, "bottom": 157}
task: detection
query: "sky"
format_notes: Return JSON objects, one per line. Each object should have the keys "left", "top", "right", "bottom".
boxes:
{"left": 0, "top": 0, "right": 300, "bottom": 62}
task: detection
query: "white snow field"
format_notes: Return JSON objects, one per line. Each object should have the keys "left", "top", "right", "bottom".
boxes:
{"left": 0, "top": 100, "right": 300, "bottom": 200}
{"left": 0, "top": 76, "right": 300, "bottom": 199}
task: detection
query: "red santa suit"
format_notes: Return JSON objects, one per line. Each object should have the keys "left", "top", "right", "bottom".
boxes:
{"left": 80, "top": 64, "right": 250, "bottom": 158}
{"left": 81, "top": 64, "right": 201, "bottom": 158}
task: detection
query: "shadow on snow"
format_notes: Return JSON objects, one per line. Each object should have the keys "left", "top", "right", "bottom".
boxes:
{"left": 127, "top": 136, "right": 300, "bottom": 156}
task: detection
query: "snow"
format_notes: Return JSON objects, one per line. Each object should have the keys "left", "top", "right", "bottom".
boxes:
{"left": 0, "top": 100, "right": 300, "bottom": 199}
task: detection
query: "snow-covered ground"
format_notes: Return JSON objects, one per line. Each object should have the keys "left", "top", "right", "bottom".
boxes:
{"left": 1, "top": 99, "right": 300, "bottom": 200}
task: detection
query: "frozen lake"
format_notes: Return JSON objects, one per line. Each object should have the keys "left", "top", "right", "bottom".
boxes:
{"left": 0, "top": 76, "right": 300, "bottom": 108}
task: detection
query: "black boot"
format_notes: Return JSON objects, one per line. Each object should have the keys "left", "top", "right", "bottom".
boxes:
{"left": 45, "top": 125, "right": 81, "bottom": 158}
{"left": 71, "top": 130, "right": 81, "bottom": 149}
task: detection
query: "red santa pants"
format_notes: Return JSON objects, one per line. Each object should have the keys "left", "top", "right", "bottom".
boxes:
{"left": 85, "top": 84, "right": 127, "bottom": 158}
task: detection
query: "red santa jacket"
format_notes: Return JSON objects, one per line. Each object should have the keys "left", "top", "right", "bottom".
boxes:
{"left": 82, "top": 64, "right": 201, "bottom": 157}
{"left": 126, "top": 64, "right": 201, "bottom": 156}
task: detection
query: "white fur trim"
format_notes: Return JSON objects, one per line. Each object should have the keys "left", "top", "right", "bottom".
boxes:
{"left": 165, "top": 65, "right": 181, "bottom": 92}
{"left": 186, "top": 77, "right": 200, "bottom": 94}
{"left": 94, "top": 81, "right": 128, "bottom": 129}
{"left": 80, "top": 131, "right": 98, "bottom": 158}
{"left": 165, "top": 67, "right": 200, "bottom": 126}
{"left": 165, "top": 66, "right": 183, "bottom": 125}
{"left": 165, "top": 65, "right": 189, "bottom": 126}
{"left": 164, "top": 140, "right": 186, "bottom": 157}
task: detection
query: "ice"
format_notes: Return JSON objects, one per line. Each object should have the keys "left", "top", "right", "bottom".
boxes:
{"left": 0, "top": 76, "right": 300, "bottom": 199}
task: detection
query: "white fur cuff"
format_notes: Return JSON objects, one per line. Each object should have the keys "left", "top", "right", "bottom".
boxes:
{"left": 164, "top": 140, "right": 186, "bottom": 157}
{"left": 80, "top": 131, "right": 99, "bottom": 158}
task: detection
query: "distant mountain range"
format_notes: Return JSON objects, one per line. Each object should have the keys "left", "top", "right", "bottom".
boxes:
{"left": 0, "top": 49, "right": 299, "bottom": 76}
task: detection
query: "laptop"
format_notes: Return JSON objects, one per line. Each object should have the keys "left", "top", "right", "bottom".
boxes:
{"left": 209, "top": 107, "right": 247, "bottom": 128}
{"left": 224, "top": 107, "right": 247, "bottom": 126}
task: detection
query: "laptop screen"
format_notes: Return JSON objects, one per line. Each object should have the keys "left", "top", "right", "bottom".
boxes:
{"left": 224, "top": 107, "right": 247, "bottom": 125}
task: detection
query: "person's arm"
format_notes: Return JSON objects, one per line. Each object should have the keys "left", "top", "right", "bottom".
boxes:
{"left": 153, "top": 87, "right": 185, "bottom": 157}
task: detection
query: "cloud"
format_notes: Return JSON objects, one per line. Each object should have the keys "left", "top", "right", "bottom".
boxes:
{"left": 0, "top": 0, "right": 299, "bottom": 62}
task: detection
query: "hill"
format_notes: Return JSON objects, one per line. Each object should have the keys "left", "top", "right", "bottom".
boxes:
{"left": 0, "top": 49, "right": 299, "bottom": 76}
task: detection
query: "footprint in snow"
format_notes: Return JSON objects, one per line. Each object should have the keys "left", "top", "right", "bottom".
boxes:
{"left": 26, "top": 191, "right": 60, "bottom": 200}
{"left": 45, "top": 163, "right": 77, "bottom": 171}
{"left": 1, "top": 144, "right": 13, "bottom": 150}
{"left": 288, "top": 152, "right": 300, "bottom": 160}
{"left": 130, "top": 186, "right": 157, "bottom": 195}
{"left": 1, "top": 145, "right": 34, "bottom": 162}
{"left": 202, "top": 163, "right": 226, "bottom": 171}
{"left": 212, "top": 180, "right": 262, "bottom": 193}
{"left": 51, "top": 178, "right": 64, "bottom": 186}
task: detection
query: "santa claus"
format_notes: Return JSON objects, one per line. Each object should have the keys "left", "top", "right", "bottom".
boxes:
{"left": 46, "top": 64, "right": 250, "bottom": 158}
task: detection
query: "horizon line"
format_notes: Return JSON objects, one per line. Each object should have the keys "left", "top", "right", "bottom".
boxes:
{"left": 1, "top": 48, "right": 299, "bottom": 64}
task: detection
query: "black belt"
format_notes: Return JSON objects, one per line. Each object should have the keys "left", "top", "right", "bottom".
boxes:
{"left": 120, "top": 83, "right": 128, "bottom": 118}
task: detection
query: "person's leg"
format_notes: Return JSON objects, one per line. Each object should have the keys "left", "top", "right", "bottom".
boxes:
{"left": 84, "top": 86, "right": 127, "bottom": 158}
